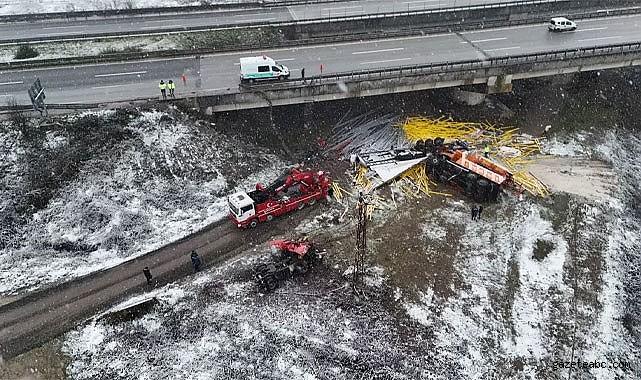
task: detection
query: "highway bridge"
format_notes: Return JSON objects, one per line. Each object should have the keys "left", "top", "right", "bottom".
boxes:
{"left": 2, "top": 11, "right": 641, "bottom": 113}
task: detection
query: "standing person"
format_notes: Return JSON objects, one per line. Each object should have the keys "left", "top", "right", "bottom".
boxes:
{"left": 181, "top": 73, "right": 187, "bottom": 86}
{"left": 483, "top": 145, "right": 490, "bottom": 158}
{"left": 471, "top": 205, "right": 478, "bottom": 221}
{"left": 168, "top": 80, "right": 175, "bottom": 98}
{"left": 301, "top": 67, "right": 305, "bottom": 81}
{"left": 143, "top": 267, "right": 153, "bottom": 285}
{"left": 191, "top": 250, "right": 202, "bottom": 272}
{"left": 477, "top": 205, "right": 484, "bottom": 220}
{"left": 159, "top": 80, "right": 167, "bottom": 100}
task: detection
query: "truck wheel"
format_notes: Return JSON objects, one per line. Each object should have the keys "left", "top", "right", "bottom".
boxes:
{"left": 266, "top": 276, "right": 278, "bottom": 291}
{"left": 294, "top": 259, "right": 309, "bottom": 274}
{"left": 308, "top": 198, "right": 317, "bottom": 206}
{"left": 266, "top": 215, "right": 274, "bottom": 222}
{"left": 297, "top": 202, "right": 305, "bottom": 210}
{"left": 274, "top": 269, "right": 287, "bottom": 281}
{"left": 249, "top": 219, "right": 258, "bottom": 228}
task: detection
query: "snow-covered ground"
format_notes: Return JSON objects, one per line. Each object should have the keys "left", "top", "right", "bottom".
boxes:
{"left": 2, "top": 105, "right": 639, "bottom": 379}
{"left": 0, "top": 0, "right": 252, "bottom": 16}
{"left": 0, "top": 108, "right": 287, "bottom": 295}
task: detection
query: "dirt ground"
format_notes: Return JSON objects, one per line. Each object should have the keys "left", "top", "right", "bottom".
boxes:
{"left": 526, "top": 157, "right": 615, "bottom": 202}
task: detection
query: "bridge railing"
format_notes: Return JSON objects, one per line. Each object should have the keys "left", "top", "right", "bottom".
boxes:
{"left": 247, "top": 42, "right": 641, "bottom": 88}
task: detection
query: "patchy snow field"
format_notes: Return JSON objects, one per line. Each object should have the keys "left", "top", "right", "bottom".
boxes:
{"left": 0, "top": 0, "right": 252, "bottom": 16}
{"left": 1, "top": 100, "right": 639, "bottom": 379}
{"left": 59, "top": 123, "right": 640, "bottom": 379}
{"left": 0, "top": 108, "right": 287, "bottom": 295}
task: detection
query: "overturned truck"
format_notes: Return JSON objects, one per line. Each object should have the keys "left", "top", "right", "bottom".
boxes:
{"left": 417, "top": 137, "right": 516, "bottom": 202}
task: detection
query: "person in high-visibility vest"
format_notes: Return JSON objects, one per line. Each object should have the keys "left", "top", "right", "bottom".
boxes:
{"left": 159, "top": 80, "right": 167, "bottom": 100}
{"left": 483, "top": 145, "right": 490, "bottom": 158}
{"left": 168, "top": 80, "right": 175, "bottom": 98}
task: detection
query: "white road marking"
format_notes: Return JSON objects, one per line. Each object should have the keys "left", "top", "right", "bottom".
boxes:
{"left": 361, "top": 58, "right": 412, "bottom": 64}
{"left": 353, "top": 48, "right": 404, "bottom": 55}
{"left": 403, "top": 0, "right": 441, "bottom": 4}
{"left": 576, "top": 27, "right": 608, "bottom": 32}
{"left": 92, "top": 84, "right": 130, "bottom": 89}
{"left": 469, "top": 37, "right": 508, "bottom": 43}
{"left": 485, "top": 46, "right": 521, "bottom": 52}
{"left": 322, "top": 6, "right": 362, "bottom": 11}
{"left": 94, "top": 71, "right": 147, "bottom": 78}
{"left": 235, "top": 17, "right": 277, "bottom": 23}
{"left": 141, "top": 25, "right": 183, "bottom": 29}
{"left": 42, "top": 25, "right": 84, "bottom": 30}
{"left": 233, "top": 12, "right": 276, "bottom": 17}
{"left": 578, "top": 36, "right": 622, "bottom": 42}
{"left": 0, "top": 81, "right": 23, "bottom": 85}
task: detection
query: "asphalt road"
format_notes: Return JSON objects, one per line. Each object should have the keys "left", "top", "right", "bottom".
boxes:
{"left": 0, "top": 0, "right": 525, "bottom": 44}
{"left": 2, "top": 14, "right": 640, "bottom": 106}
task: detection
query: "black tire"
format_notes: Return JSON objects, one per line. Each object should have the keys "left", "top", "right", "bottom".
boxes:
{"left": 249, "top": 219, "right": 258, "bottom": 228}
{"left": 294, "top": 259, "right": 309, "bottom": 274}
{"left": 414, "top": 140, "right": 424, "bottom": 151}
{"left": 249, "top": 78, "right": 256, "bottom": 84}
{"left": 477, "top": 178, "right": 490, "bottom": 188}
{"left": 434, "top": 137, "right": 444, "bottom": 146}
{"left": 265, "top": 276, "right": 278, "bottom": 291}
{"left": 308, "top": 198, "right": 317, "bottom": 206}
{"left": 488, "top": 183, "right": 500, "bottom": 201}
{"left": 266, "top": 215, "right": 274, "bottom": 222}
{"left": 476, "top": 179, "right": 490, "bottom": 202}
{"left": 274, "top": 269, "right": 287, "bottom": 281}
{"left": 255, "top": 263, "right": 269, "bottom": 275}
{"left": 297, "top": 202, "right": 305, "bottom": 210}
{"left": 279, "top": 75, "right": 285, "bottom": 81}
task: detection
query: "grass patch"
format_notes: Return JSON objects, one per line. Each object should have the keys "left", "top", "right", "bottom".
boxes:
{"left": 532, "top": 239, "right": 555, "bottom": 261}
{"left": 14, "top": 44, "right": 39, "bottom": 59}
{"left": 177, "top": 27, "right": 283, "bottom": 51}
{"left": 100, "top": 46, "right": 144, "bottom": 55}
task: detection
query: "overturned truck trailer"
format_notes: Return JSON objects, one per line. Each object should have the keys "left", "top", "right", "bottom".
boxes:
{"left": 418, "top": 138, "right": 516, "bottom": 202}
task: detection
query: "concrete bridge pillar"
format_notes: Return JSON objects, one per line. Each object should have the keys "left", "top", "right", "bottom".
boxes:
{"left": 450, "top": 88, "right": 486, "bottom": 106}
{"left": 487, "top": 75, "right": 513, "bottom": 94}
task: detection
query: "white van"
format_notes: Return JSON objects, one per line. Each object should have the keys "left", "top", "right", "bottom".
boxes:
{"left": 548, "top": 17, "right": 577, "bottom": 32}
{"left": 239, "top": 56, "right": 290, "bottom": 83}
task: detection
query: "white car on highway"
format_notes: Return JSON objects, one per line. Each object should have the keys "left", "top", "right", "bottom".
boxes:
{"left": 548, "top": 17, "right": 577, "bottom": 32}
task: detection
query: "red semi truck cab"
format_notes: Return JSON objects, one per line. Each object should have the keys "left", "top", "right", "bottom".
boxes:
{"left": 228, "top": 168, "right": 330, "bottom": 228}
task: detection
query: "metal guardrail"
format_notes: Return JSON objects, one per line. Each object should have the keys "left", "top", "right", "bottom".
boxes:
{"left": 3, "top": 3, "right": 640, "bottom": 71}
{"left": 3, "top": 1, "right": 641, "bottom": 47}
{"left": 247, "top": 42, "right": 641, "bottom": 87}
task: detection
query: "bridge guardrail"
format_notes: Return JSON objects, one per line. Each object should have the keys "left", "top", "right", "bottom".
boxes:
{"left": 0, "top": 0, "right": 561, "bottom": 45}
{"left": 244, "top": 42, "right": 641, "bottom": 88}
{"left": 1, "top": 0, "right": 637, "bottom": 22}
{"left": 1, "top": 2, "right": 640, "bottom": 71}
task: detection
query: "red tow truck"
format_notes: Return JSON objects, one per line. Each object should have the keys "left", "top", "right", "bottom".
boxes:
{"left": 228, "top": 167, "right": 331, "bottom": 228}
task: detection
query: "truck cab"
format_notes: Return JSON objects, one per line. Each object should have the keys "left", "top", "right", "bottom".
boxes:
{"left": 240, "top": 55, "right": 290, "bottom": 83}
{"left": 228, "top": 191, "right": 255, "bottom": 227}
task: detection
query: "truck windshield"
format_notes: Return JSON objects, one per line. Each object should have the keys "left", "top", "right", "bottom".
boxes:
{"left": 229, "top": 201, "right": 240, "bottom": 217}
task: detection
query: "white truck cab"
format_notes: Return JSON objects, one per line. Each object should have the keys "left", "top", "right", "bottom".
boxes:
{"left": 239, "top": 55, "right": 290, "bottom": 83}
{"left": 548, "top": 17, "right": 577, "bottom": 32}
{"left": 228, "top": 191, "right": 254, "bottom": 226}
